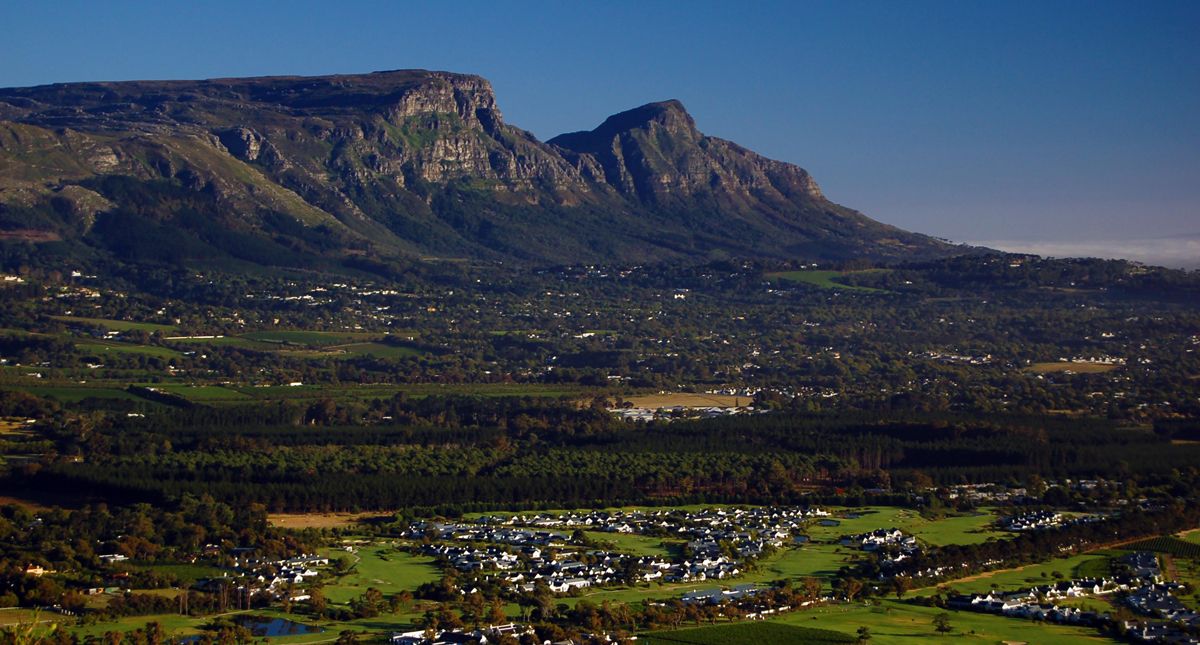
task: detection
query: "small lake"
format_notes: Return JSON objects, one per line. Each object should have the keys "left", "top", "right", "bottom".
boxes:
{"left": 234, "top": 616, "right": 324, "bottom": 637}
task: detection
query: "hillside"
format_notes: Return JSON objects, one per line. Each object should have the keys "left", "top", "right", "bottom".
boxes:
{"left": 0, "top": 70, "right": 958, "bottom": 271}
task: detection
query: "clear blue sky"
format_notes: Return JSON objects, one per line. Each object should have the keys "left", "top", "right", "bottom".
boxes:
{"left": 3, "top": 1, "right": 1198, "bottom": 256}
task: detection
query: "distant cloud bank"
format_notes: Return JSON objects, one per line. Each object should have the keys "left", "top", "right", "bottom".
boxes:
{"left": 968, "top": 237, "right": 1200, "bottom": 270}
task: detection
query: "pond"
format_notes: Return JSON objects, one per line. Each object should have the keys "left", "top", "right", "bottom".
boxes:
{"left": 234, "top": 616, "right": 325, "bottom": 637}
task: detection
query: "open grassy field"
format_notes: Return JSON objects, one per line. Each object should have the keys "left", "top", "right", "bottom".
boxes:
{"left": 778, "top": 599, "right": 1118, "bottom": 644}
{"left": 330, "top": 342, "right": 424, "bottom": 359}
{"left": 767, "top": 270, "right": 889, "bottom": 293}
{"left": 241, "top": 330, "right": 380, "bottom": 346}
{"left": 584, "top": 531, "right": 681, "bottom": 558}
{"left": 51, "top": 316, "right": 177, "bottom": 333}
{"left": 913, "top": 552, "right": 1113, "bottom": 597}
{"left": 805, "top": 507, "right": 1005, "bottom": 547}
{"left": 74, "top": 337, "right": 183, "bottom": 359}
{"left": 1028, "top": 361, "right": 1119, "bottom": 374}
{"left": 167, "top": 336, "right": 282, "bottom": 350}
{"left": 623, "top": 393, "right": 749, "bottom": 408}
{"left": 641, "top": 621, "right": 853, "bottom": 644}
{"left": 66, "top": 608, "right": 362, "bottom": 643}
{"left": 140, "top": 384, "right": 254, "bottom": 401}
{"left": 0, "top": 608, "right": 75, "bottom": 628}
{"left": 321, "top": 546, "right": 441, "bottom": 604}
{"left": 133, "top": 562, "right": 229, "bottom": 585}
{"left": 1180, "top": 529, "right": 1200, "bottom": 545}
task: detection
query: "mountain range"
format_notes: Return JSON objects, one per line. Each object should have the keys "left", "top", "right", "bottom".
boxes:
{"left": 0, "top": 70, "right": 958, "bottom": 270}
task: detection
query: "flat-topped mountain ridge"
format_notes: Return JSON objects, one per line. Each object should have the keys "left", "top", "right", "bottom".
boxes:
{"left": 0, "top": 70, "right": 956, "bottom": 269}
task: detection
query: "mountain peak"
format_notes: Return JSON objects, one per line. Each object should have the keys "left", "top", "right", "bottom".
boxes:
{"left": 549, "top": 99, "right": 697, "bottom": 153}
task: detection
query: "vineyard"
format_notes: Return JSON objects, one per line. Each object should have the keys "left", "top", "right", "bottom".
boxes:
{"left": 1126, "top": 536, "right": 1200, "bottom": 558}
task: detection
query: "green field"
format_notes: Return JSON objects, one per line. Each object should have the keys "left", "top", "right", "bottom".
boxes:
{"left": 321, "top": 546, "right": 441, "bottom": 604}
{"left": 242, "top": 330, "right": 378, "bottom": 346}
{"left": 768, "top": 270, "right": 889, "bottom": 293}
{"left": 331, "top": 342, "right": 424, "bottom": 359}
{"left": 133, "top": 562, "right": 229, "bottom": 585}
{"left": 641, "top": 621, "right": 853, "bottom": 644}
{"left": 1126, "top": 536, "right": 1200, "bottom": 558}
{"left": 0, "top": 608, "right": 74, "bottom": 627}
{"left": 585, "top": 531, "right": 681, "bottom": 558}
{"left": 778, "top": 600, "right": 1117, "bottom": 644}
{"left": 806, "top": 507, "right": 1005, "bottom": 546}
{"left": 21, "top": 385, "right": 150, "bottom": 403}
{"left": 140, "top": 384, "right": 253, "bottom": 401}
{"left": 916, "top": 553, "right": 1113, "bottom": 597}
{"left": 51, "top": 316, "right": 177, "bottom": 333}
{"left": 66, "top": 608, "right": 372, "bottom": 643}
{"left": 74, "top": 338, "right": 183, "bottom": 359}
{"left": 167, "top": 336, "right": 284, "bottom": 350}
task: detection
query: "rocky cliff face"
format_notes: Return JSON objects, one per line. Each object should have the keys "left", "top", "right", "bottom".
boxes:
{"left": 0, "top": 70, "right": 954, "bottom": 267}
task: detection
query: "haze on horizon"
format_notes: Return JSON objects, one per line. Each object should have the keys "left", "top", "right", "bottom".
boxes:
{"left": 3, "top": 0, "right": 1197, "bottom": 267}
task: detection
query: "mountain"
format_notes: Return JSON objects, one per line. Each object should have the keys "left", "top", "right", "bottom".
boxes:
{"left": 0, "top": 70, "right": 955, "bottom": 271}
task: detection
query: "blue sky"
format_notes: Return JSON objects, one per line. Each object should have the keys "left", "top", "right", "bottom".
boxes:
{"left": 3, "top": 1, "right": 1198, "bottom": 262}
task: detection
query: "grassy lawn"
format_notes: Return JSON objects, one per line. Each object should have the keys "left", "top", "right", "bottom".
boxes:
{"left": 771, "top": 544, "right": 856, "bottom": 589}
{"left": 804, "top": 507, "right": 1005, "bottom": 547}
{"left": 331, "top": 342, "right": 424, "bottom": 359}
{"left": 777, "top": 599, "right": 1118, "bottom": 644}
{"left": 69, "top": 612, "right": 207, "bottom": 639}
{"left": 914, "top": 553, "right": 1113, "bottom": 597}
{"left": 641, "top": 621, "right": 853, "bottom": 644}
{"left": 133, "top": 561, "right": 229, "bottom": 585}
{"left": 51, "top": 316, "right": 177, "bottom": 333}
{"left": 321, "top": 546, "right": 441, "bottom": 605}
{"left": 74, "top": 337, "right": 183, "bottom": 359}
{"left": 767, "top": 270, "right": 889, "bottom": 293}
{"left": 63, "top": 603, "right": 483, "bottom": 644}
{"left": 0, "top": 608, "right": 75, "bottom": 627}
{"left": 585, "top": 531, "right": 681, "bottom": 558}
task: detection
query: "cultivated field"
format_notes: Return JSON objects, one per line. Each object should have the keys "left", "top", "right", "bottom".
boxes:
{"left": 767, "top": 270, "right": 889, "bottom": 293}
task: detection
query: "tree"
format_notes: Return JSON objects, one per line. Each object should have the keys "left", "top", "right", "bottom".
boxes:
{"left": 308, "top": 588, "right": 327, "bottom": 616}
{"left": 856, "top": 625, "right": 872, "bottom": 643}
{"left": 933, "top": 612, "right": 953, "bottom": 635}
{"left": 488, "top": 598, "right": 507, "bottom": 625}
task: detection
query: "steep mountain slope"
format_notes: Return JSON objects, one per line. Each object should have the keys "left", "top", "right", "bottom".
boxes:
{"left": 0, "top": 70, "right": 955, "bottom": 269}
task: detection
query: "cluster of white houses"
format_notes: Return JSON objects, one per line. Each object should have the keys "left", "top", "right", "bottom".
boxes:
{"left": 950, "top": 552, "right": 1200, "bottom": 644}
{"left": 475, "top": 506, "right": 828, "bottom": 539}
{"left": 999, "top": 510, "right": 1103, "bottom": 532}
{"left": 404, "top": 507, "right": 831, "bottom": 596}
